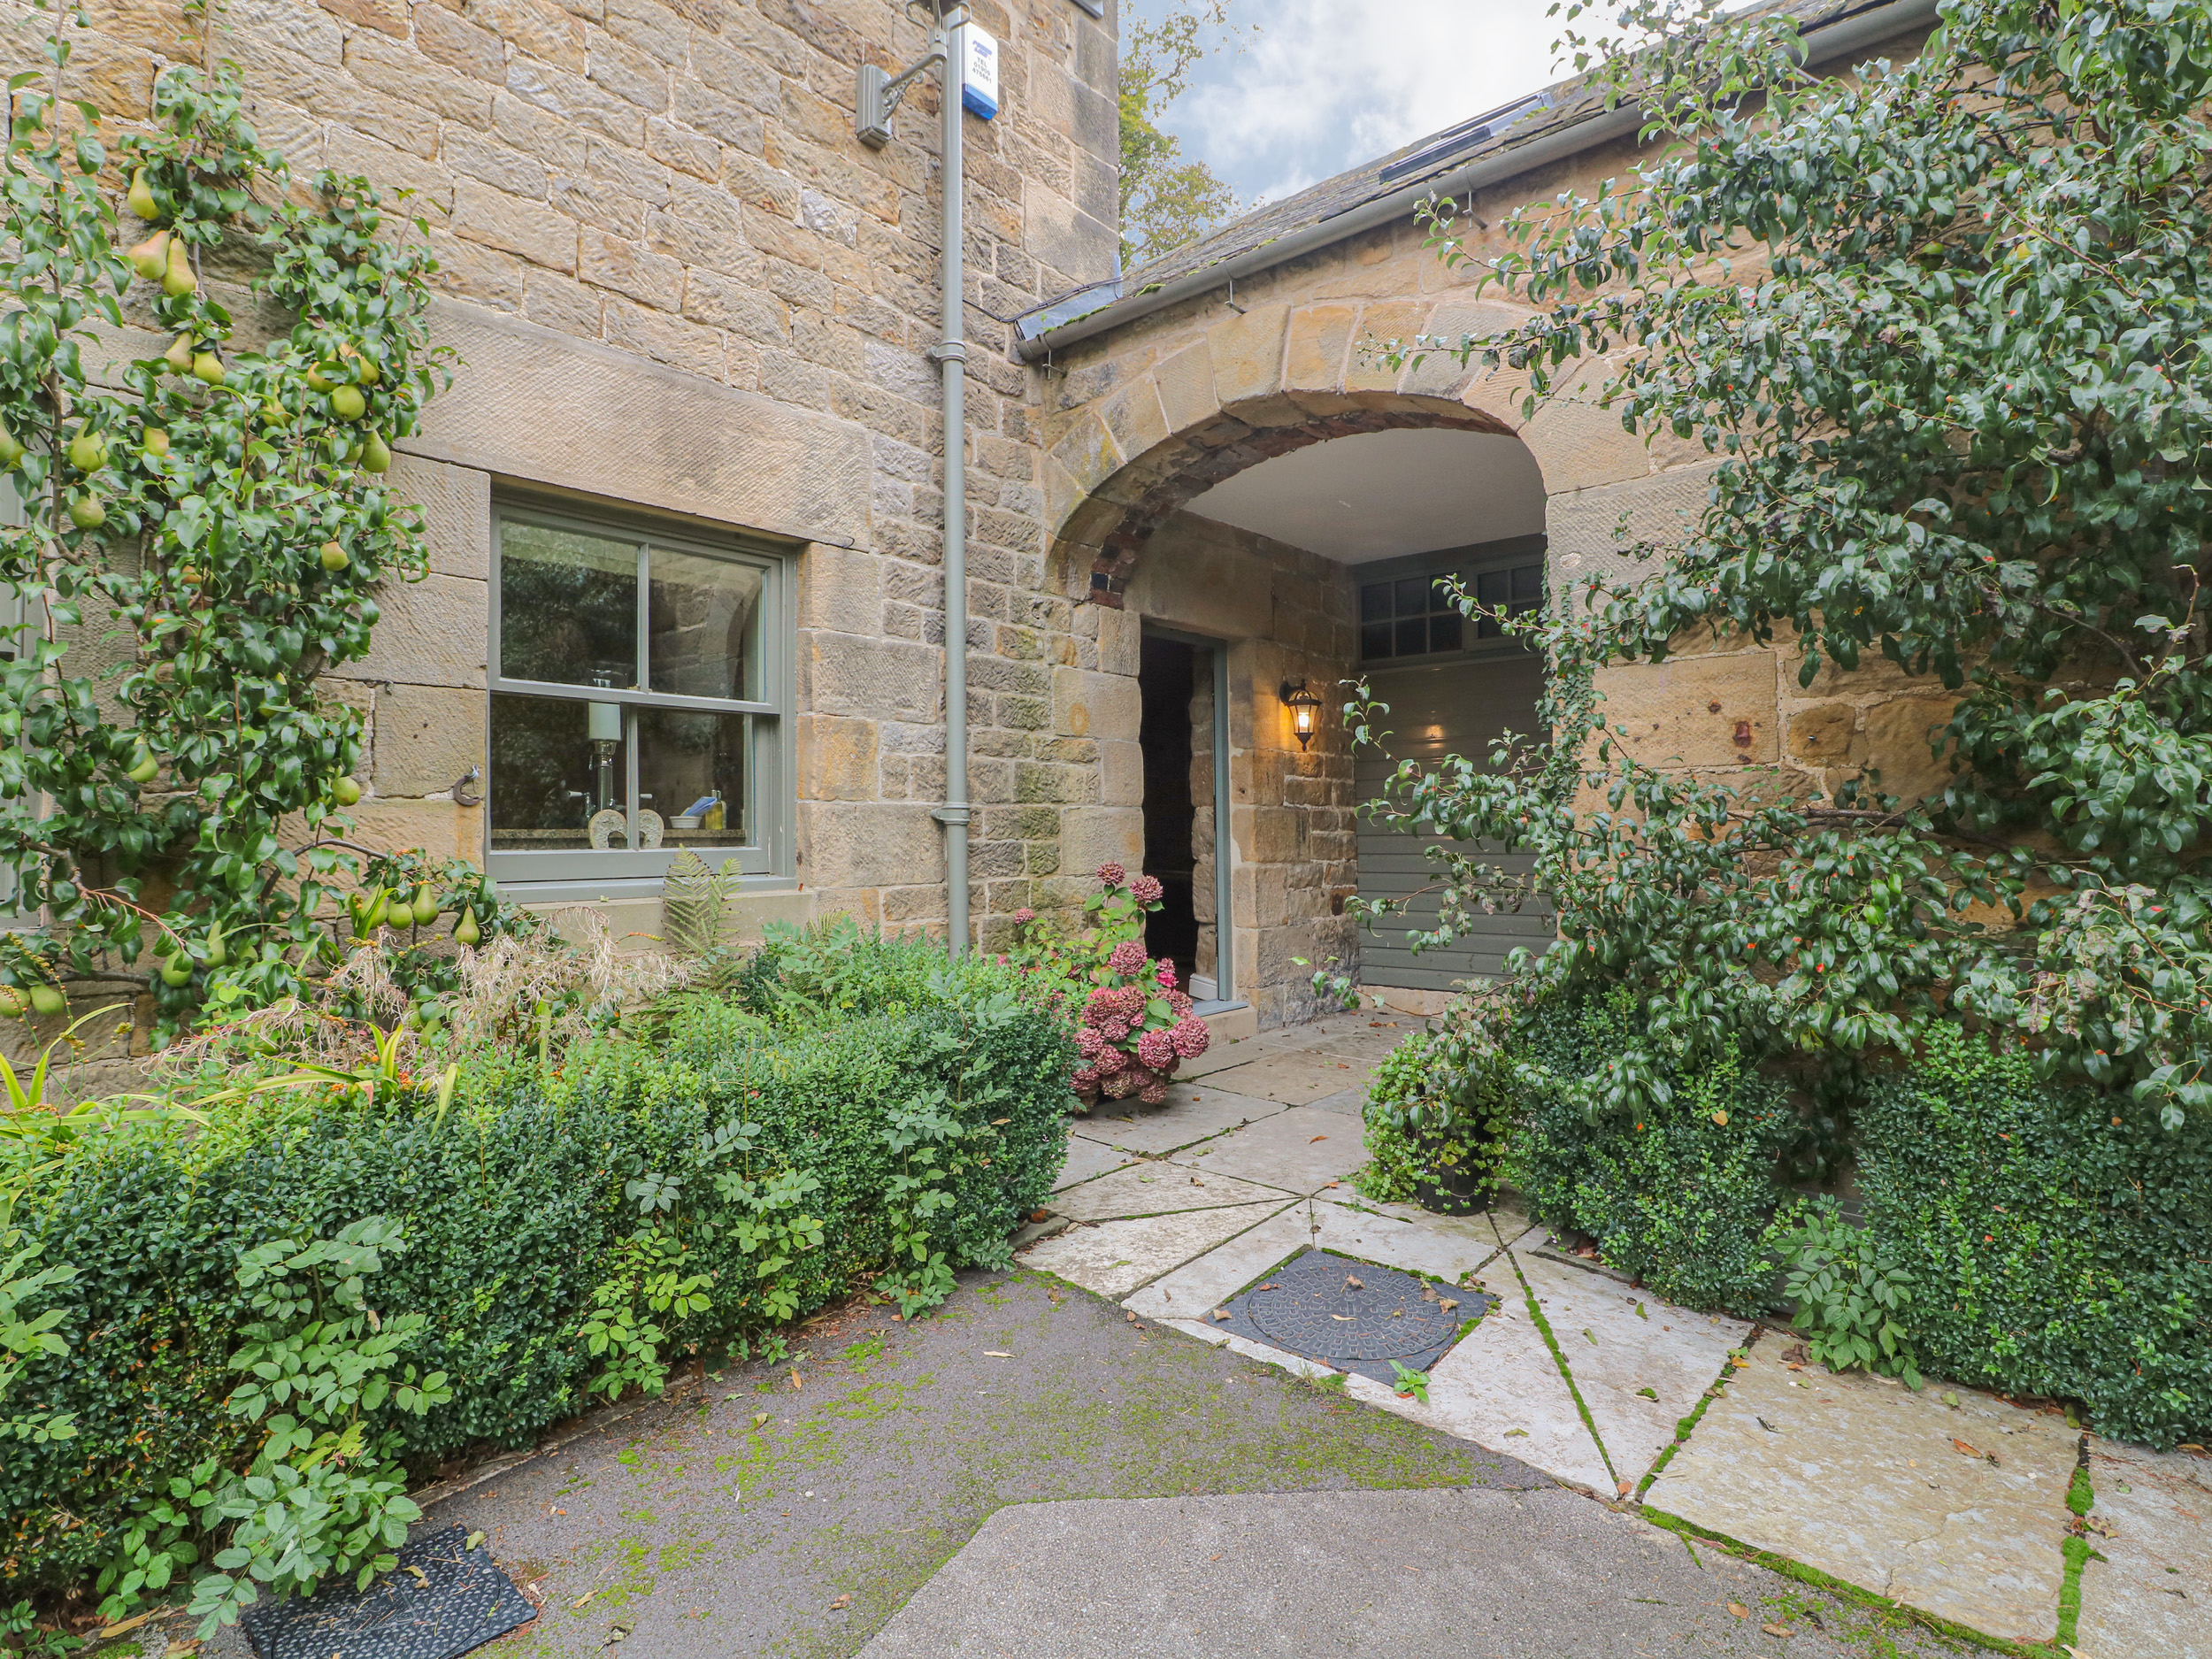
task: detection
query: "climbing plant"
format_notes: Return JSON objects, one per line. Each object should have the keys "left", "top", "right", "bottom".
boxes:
{"left": 0, "top": 37, "right": 458, "bottom": 1036}
{"left": 1371, "top": 0, "right": 2212, "bottom": 1129}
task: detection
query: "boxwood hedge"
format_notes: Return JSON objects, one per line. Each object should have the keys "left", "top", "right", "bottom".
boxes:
{"left": 4, "top": 934, "right": 1073, "bottom": 1595}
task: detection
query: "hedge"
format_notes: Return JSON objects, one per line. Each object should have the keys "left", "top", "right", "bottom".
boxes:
{"left": 3, "top": 934, "right": 1074, "bottom": 1596}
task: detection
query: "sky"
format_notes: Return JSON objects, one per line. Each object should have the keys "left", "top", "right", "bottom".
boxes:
{"left": 1128, "top": 0, "right": 1592, "bottom": 209}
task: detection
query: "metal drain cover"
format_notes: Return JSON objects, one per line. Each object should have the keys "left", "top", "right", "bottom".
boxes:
{"left": 1212, "top": 1248, "right": 1490, "bottom": 1387}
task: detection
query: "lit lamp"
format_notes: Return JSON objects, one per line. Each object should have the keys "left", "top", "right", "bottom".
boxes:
{"left": 1279, "top": 679, "right": 1323, "bottom": 750}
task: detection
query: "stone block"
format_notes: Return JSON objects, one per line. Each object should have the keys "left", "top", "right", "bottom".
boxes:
{"left": 797, "top": 542, "right": 881, "bottom": 632}
{"left": 388, "top": 454, "right": 491, "bottom": 581}
{"left": 1786, "top": 700, "right": 1862, "bottom": 765}
{"left": 1597, "top": 651, "right": 1778, "bottom": 768}
{"left": 1050, "top": 664, "right": 1140, "bottom": 741}
{"left": 1345, "top": 299, "right": 1425, "bottom": 393}
{"left": 1283, "top": 304, "right": 1358, "bottom": 393}
{"left": 452, "top": 178, "right": 580, "bottom": 273}
{"left": 1547, "top": 462, "right": 1724, "bottom": 604}
{"left": 798, "top": 712, "right": 879, "bottom": 801}
{"left": 1058, "top": 806, "right": 1143, "bottom": 878}
{"left": 354, "top": 573, "right": 489, "bottom": 688}
{"left": 1208, "top": 303, "right": 1289, "bottom": 407}
{"left": 798, "top": 801, "right": 941, "bottom": 888}
{"left": 580, "top": 230, "right": 684, "bottom": 311}
{"left": 325, "top": 798, "right": 486, "bottom": 862}
{"left": 1099, "top": 739, "right": 1142, "bottom": 807}
{"left": 806, "top": 633, "right": 940, "bottom": 723}
{"left": 1097, "top": 377, "right": 1170, "bottom": 465}
{"left": 1861, "top": 695, "right": 1962, "bottom": 802}
{"left": 373, "top": 683, "right": 486, "bottom": 797}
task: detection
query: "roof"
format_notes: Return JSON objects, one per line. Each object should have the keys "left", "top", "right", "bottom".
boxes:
{"left": 1016, "top": 0, "right": 1929, "bottom": 350}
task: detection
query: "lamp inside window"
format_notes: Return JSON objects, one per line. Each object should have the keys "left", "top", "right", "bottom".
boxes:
{"left": 1279, "top": 679, "right": 1324, "bottom": 749}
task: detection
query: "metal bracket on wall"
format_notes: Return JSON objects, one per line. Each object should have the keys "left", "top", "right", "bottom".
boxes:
{"left": 931, "top": 805, "right": 972, "bottom": 827}
{"left": 451, "top": 765, "right": 483, "bottom": 808}
{"left": 856, "top": 4, "right": 968, "bottom": 149}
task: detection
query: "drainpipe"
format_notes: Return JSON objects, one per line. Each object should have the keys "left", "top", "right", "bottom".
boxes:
{"left": 857, "top": 5, "right": 971, "bottom": 955}
{"left": 931, "top": 5, "right": 972, "bottom": 956}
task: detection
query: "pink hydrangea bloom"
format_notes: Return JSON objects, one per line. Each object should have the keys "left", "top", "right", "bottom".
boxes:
{"left": 1108, "top": 940, "right": 1148, "bottom": 977}
{"left": 1135, "top": 1027, "right": 1176, "bottom": 1071}
{"left": 1138, "top": 1079, "right": 1169, "bottom": 1106}
{"left": 1102, "top": 1070, "right": 1138, "bottom": 1100}
{"left": 1012, "top": 907, "right": 1036, "bottom": 925}
{"left": 1071, "top": 1065, "right": 1099, "bottom": 1090}
{"left": 1081, "top": 987, "right": 1122, "bottom": 1025}
{"left": 1169, "top": 1015, "right": 1211, "bottom": 1059}
{"left": 1165, "top": 990, "right": 1194, "bottom": 1018}
{"left": 1096, "top": 861, "right": 1126, "bottom": 887}
{"left": 1155, "top": 961, "right": 1178, "bottom": 989}
{"left": 1129, "top": 874, "right": 1164, "bottom": 904}
{"left": 1093, "top": 1045, "right": 1126, "bottom": 1075}
{"left": 1096, "top": 1017, "right": 1131, "bottom": 1042}
{"left": 1074, "top": 1027, "right": 1105, "bottom": 1058}
{"left": 1114, "top": 985, "right": 1149, "bottom": 1020}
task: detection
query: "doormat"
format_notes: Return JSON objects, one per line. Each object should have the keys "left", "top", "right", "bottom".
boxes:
{"left": 1209, "top": 1247, "right": 1492, "bottom": 1388}
{"left": 239, "top": 1525, "right": 537, "bottom": 1659}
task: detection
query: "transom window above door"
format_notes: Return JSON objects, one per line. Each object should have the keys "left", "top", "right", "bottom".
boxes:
{"left": 488, "top": 505, "right": 790, "bottom": 887}
{"left": 1358, "top": 553, "right": 1544, "bottom": 664}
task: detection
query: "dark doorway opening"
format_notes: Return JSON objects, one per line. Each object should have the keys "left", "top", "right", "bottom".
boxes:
{"left": 1139, "top": 634, "right": 1200, "bottom": 987}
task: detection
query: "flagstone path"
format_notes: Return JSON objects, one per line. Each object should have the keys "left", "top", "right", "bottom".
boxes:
{"left": 1011, "top": 1009, "right": 2211, "bottom": 1657}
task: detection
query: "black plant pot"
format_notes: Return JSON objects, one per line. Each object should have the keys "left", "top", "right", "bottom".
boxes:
{"left": 1411, "top": 1161, "right": 1493, "bottom": 1216}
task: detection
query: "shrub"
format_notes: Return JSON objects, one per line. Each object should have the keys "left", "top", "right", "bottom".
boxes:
{"left": 1856, "top": 1028, "right": 2212, "bottom": 1448}
{"left": 1504, "top": 989, "right": 1794, "bottom": 1316}
{"left": 1355, "top": 1009, "right": 1514, "bottom": 1209}
{"left": 2, "top": 929, "right": 1072, "bottom": 1625}
{"left": 1770, "top": 1199, "right": 1922, "bottom": 1387}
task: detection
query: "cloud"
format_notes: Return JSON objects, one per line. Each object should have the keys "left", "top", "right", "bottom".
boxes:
{"left": 1145, "top": 0, "right": 1581, "bottom": 206}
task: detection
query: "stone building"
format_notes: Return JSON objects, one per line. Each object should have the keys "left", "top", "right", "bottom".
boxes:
{"left": 29, "top": 0, "right": 1943, "bottom": 1035}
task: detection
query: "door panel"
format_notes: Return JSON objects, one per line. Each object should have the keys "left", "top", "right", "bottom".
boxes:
{"left": 1356, "top": 652, "right": 1553, "bottom": 987}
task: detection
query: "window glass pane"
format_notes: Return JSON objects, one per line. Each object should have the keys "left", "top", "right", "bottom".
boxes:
{"left": 1430, "top": 609, "right": 1463, "bottom": 652}
{"left": 639, "top": 707, "right": 753, "bottom": 848}
{"left": 1477, "top": 613, "right": 1502, "bottom": 640}
{"left": 490, "top": 692, "right": 631, "bottom": 851}
{"left": 1360, "top": 622, "right": 1394, "bottom": 660}
{"left": 649, "top": 549, "right": 764, "bottom": 701}
{"left": 1427, "top": 572, "right": 1461, "bottom": 614}
{"left": 1510, "top": 563, "right": 1543, "bottom": 609}
{"left": 500, "top": 522, "right": 638, "bottom": 688}
{"left": 1359, "top": 582, "right": 1391, "bottom": 623}
{"left": 1475, "top": 569, "right": 1509, "bottom": 611}
{"left": 1394, "top": 617, "right": 1428, "bottom": 657}
{"left": 1393, "top": 576, "right": 1429, "bottom": 617}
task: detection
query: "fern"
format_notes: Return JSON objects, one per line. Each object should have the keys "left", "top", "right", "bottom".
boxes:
{"left": 661, "top": 850, "right": 749, "bottom": 995}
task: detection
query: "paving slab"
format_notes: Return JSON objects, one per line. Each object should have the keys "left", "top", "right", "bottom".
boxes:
{"left": 1017, "top": 1201, "right": 1292, "bottom": 1300}
{"left": 1318, "top": 1187, "right": 1528, "bottom": 1250}
{"left": 858, "top": 1485, "right": 1921, "bottom": 1659}
{"left": 1199, "top": 1051, "right": 1371, "bottom": 1105}
{"left": 1416, "top": 1278, "right": 1617, "bottom": 1491}
{"left": 1509, "top": 1250, "right": 1749, "bottom": 1486}
{"left": 1305, "top": 1086, "right": 1369, "bottom": 1116}
{"left": 1170, "top": 1028, "right": 1324, "bottom": 1079}
{"left": 1052, "top": 1130, "right": 1138, "bottom": 1191}
{"left": 1048, "top": 1161, "right": 1293, "bottom": 1223}
{"left": 1158, "top": 1317, "right": 1341, "bottom": 1383}
{"left": 1121, "top": 1205, "right": 1320, "bottom": 1322}
{"left": 1164, "top": 1104, "right": 1367, "bottom": 1192}
{"left": 1071, "top": 1087, "right": 1286, "bottom": 1155}
{"left": 1645, "top": 1340, "right": 2078, "bottom": 1642}
{"left": 2079, "top": 1440, "right": 2212, "bottom": 1659}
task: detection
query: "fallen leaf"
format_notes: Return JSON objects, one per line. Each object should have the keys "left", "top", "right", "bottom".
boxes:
{"left": 1208, "top": 1551, "right": 1222, "bottom": 1561}
{"left": 1440, "top": 1299, "right": 1459, "bottom": 1312}
{"left": 1636, "top": 1302, "right": 1648, "bottom": 1320}
{"left": 1389, "top": 1308, "right": 1404, "bottom": 1317}
{"left": 549, "top": 1506, "right": 568, "bottom": 1517}
{"left": 1756, "top": 1417, "right": 1781, "bottom": 1433}
{"left": 829, "top": 1594, "right": 852, "bottom": 1609}
{"left": 1731, "top": 1356, "right": 1750, "bottom": 1368}
{"left": 1729, "top": 1601, "right": 1751, "bottom": 1618}
{"left": 465, "top": 1530, "right": 486, "bottom": 1552}
{"left": 405, "top": 1564, "right": 428, "bottom": 1585}
{"left": 1211, "top": 1309, "right": 1232, "bottom": 1322}
{"left": 1330, "top": 1313, "right": 1353, "bottom": 1321}
{"left": 1422, "top": 1284, "right": 1439, "bottom": 1302}
{"left": 572, "top": 1591, "right": 598, "bottom": 1610}
{"left": 1582, "top": 1328, "right": 1597, "bottom": 1344}
{"left": 1345, "top": 1274, "right": 1363, "bottom": 1289}
{"left": 753, "top": 1411, "right": 769, "bottom": 1427}
{"left": 790, "top": 1371, "right": 803, "bottom": 1389}
{"left": 1504, "top": 1427, "right": 1528, "bottom": 1436}
{"left": 1310, "top": 1134, "right": 1328, "bottom": 1143}
{"left": 1952, "top": 1437, "right": 1983, "bottom": 1458}
{"left": 1617, "top": 1479, "right": 1634, "bottom": 1497}
{"left": 1763, "top": 1622, "right": 1793, "bottom": 1637}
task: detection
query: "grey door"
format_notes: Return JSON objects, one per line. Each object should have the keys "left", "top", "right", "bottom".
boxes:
{"left": 1355, "top": 652, "right": 1554, "bottom": 989}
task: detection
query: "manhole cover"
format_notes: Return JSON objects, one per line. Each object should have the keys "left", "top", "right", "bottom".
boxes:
{"left": 1211, "top": 1248, "right": 1491, "bottom": 1387}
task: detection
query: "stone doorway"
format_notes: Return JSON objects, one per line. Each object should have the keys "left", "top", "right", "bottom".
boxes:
{"left": 1138, "top": 628, "right": 1228, "bottom": 1002}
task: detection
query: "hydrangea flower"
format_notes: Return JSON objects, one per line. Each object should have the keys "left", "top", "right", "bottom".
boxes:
{"left": 1130, "top": 874, "right": 1164, "bottom": 904}
{"left": 1108, "top": 939, "right": 1148, "bottom": 977}
{"left": 1071, "top": 1065, "right": 1100, "bottom": 1090}
{"left": 1155, "top": 960, "right": 1178, "bottom": 989}
{"left": 1074, "top": 1026, "right": 1105, "bottom": 1057}
{"left": 1169, "top": 1015, "right": 1211, "bottom": 1059}
{"left": 1095, "top": 1017, "right": 1131, "bottom": 1042}
{"left": 1096, "top": 861, "right": 1126, "bottom": 887}
{"left": 1136, "top": 1027, "right": 1176, "bottom": 1071}
{"left": 1102, "top": 1070, "right": 1138, "bottom": 1099}
{"left": 1165, "top": 990, "right": 1194, "bottom": 1018}
{"left": 1012, "top": 907, "right": 1036, "bottom": 925}
{"left": 1094, "top": 1045, "right": 1127, "bottom": 1075}
{"left": 1138, "top": 1079, "right": 1169, "bottom": 1106}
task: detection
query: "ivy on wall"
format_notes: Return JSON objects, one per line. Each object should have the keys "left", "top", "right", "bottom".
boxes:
{"left": 0, "top": 37, "right": 451, "bottom": 1037}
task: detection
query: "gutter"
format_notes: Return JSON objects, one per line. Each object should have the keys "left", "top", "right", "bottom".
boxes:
{"left": 1015, "top": 0, "right": 1940, "bottom": 364}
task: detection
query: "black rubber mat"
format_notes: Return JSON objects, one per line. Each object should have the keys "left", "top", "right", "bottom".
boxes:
{"left": 1210, "top": 1246, "right": 1492, "bottom": 1388}
{"left": 239, "top": 1525, "right": 536, "bottom": 1659}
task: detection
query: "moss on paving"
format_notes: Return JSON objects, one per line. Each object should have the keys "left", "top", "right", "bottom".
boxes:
{"left": 460, "top": 1266, "right": 1533, "bottom": 1659}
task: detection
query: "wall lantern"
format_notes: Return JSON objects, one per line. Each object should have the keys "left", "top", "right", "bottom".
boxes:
{"left": 1279, "top": 679, "right": 1324, "bottom": 750}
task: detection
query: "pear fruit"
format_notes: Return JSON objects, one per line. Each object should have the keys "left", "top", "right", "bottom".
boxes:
{"left": 192, "top": 350, "right": 226, "bottom": 386}
{"left": 66, "top": 429, "right": 107, "bottom": 472}
{"left": 126, "top": 745, "right": 160, "bottom": 784}
{"left": 127, "top": 168, "right": 159, "bottom": 221}
{"left": 454, "top": 910, "right": 481, "bottom": 947}
{"left": 68, "top": 495, "right": 106, "bottom": 529}
{"left": 319, "top": 541, "right": 349, "bottom": 572}
{"left": 0, "top": 426, "right": 23, "bottom": 468}
{"left": 203, "top": 925, "right": 227, "bottom": 969}
{"left": 27, "top": 983, "right": 65, "bottom": 1017}
{"left": 163, "top": 334, "right": 195, "bottom": 375}
{"left": 360, "top": 431, "right": 392, "bottom": 473}
{"left": 162, "top": 235, "right": 196, "bottom": 298}
{"left": 0, "top": 986, "right": 24, "bottom": 1017}
{"left": 306, "top": 366, "right": 334, "bottom": 392}
{"left": 332, "top": 773, "right": 363, "bottom": 806}
{"left": 159, "top": 956, "right": 192, "bottom": 987}
{"left": 142, "top": 427, "right": 170, "bottom": 457}
{"left": 127, "top": 229, "right": 170, "bottom": 281}
{"left": 410, "top": 886, "right": 438, "bottom": 926}
{"left": 329, "top": 384, "right": 366, "bottom": 421}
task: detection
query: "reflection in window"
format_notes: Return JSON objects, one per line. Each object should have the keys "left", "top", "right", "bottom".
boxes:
{"left": 639, "top": 707, "right": 752, "bottom": 847}
{"left": 489, "top": 692, "right": 629, "bottom": 850}
{"left": 649, "top": 549, "right": 762, "bottom": 701}
{"left": 498, "top": 522, "right": 639, "bottom": 687}
{"left": 1359, "top": 560, "right": 1541, "bottom": 661}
